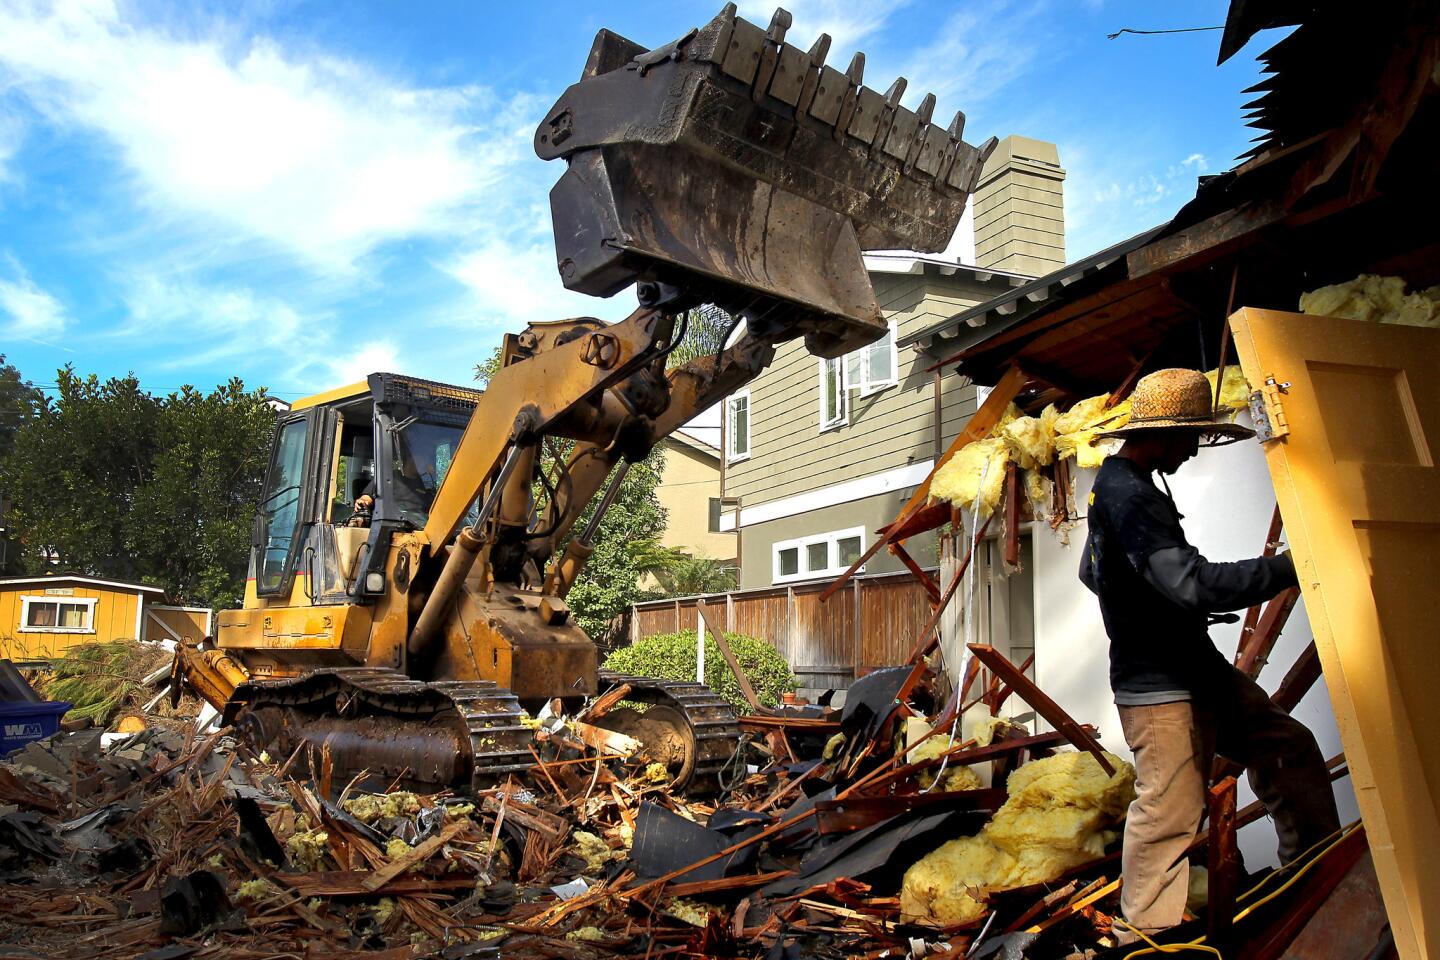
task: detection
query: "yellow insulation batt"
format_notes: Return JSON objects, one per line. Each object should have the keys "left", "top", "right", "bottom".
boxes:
{"left": 1054, "top": 396, "right": 1131, "bottom": 469}
{"left": 900, "top": 751, "right": 1135, "bottom": 925}
{"left": 931, "top": 438, "right": 1012, "bottom": 516}
{"left": 906, "top": 734, "right": 985, "bottom": 792}
{"left": 1299, "top": 274, "right": 1440, "bottom": 328}
{"left": 1206, "top": 366, "right": 1251, "bottom": 411}
{"left": 1002, "top": 404, "right": 1059, "bottom": 469}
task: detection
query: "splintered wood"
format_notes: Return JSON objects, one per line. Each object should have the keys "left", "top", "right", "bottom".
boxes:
{"left": 0, "top": 631, "right": 1365, "bottom": 960}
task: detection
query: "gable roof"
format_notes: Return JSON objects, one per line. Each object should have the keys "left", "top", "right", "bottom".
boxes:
{"left": 0, "top": 575, "right": 165, "bottom": 595}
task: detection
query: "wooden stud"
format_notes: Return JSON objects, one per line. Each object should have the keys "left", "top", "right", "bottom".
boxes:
{"left": 1235, "top": 504, "right": 1286, "bottom": 662}
{"left": 1003, "top": 462, "right": 1021, "bottom": 568}
{"left": 1206, "top": 776, "right": 1240, "bottom": 945}
{"left": 697, "top": 599, "right": 761, "bottom": 710}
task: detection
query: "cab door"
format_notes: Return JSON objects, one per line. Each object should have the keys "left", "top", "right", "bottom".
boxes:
{"left": 1230, "top": 306, "right": 1439, "bottom": 960}
{"left": 253, "top": 408, "right": 331, "bottom": 598}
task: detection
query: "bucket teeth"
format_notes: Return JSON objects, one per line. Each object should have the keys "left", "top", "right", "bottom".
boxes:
{"left": 537, "top": 4, "right": 997, "bottom": 351}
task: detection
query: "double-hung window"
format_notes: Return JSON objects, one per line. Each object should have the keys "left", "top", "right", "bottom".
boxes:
{"left": 20, "top": 596, "right": 97, "bottom": 633}
{"left": 818, "top": 356, "right": 847, "bottom": 430}
{"left": 847, "top": 318, "right": 899, "bottom": 396}
{"left": 773, "top": 527, "right": 865, "bottom": 584}
{"left": 725, "top": 391, "right": 750, "bottom": 463}
{"left": 817, "top": 319, "right": 900, "bottom": 431}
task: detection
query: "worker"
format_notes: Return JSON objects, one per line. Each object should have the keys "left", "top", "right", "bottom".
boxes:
{"left": 1079, "top": 368, "right": 1339, "bottom": 940}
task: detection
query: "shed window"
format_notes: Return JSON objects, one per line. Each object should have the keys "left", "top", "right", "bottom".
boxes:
{"left": 19, "top": 596, "right": 98, "bottom": 633}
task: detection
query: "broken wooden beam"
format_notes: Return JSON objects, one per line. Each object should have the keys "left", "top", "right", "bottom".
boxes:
{"left": 967, "top": 644, "right": 1115, "bottom": 776}
{"left": 360, "top": 819, "right": 468, "bottom": 892}
{"left": 570, "top": 719, "right": 641, "bottom": 758}
{"left": 738, "top": 715, "right": 841, "bottom": 735}
{"left": 697, "top": 599, "right": 761, "bottom": 711}
{"left": 580, "top": 681, "right": 632, "bottom": 722}
{"left": 1235, "top": 504, "right": 1285, "bottom": 662}
{"left": 820, "top": 364, "right": 1027, "bottom": 603}
{"left": 1271, "top": 640, "right": 1322, "bottom": 713}
{"left": 889, "top": 540, "right": 942, "bottom": 605}
{"left": 1235, "top": 586, "right": 1301, "bottom": 679}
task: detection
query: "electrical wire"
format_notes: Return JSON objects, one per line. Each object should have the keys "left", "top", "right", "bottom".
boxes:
{"left": 1114, "top": 919, "right": 1224, "bottom": 958}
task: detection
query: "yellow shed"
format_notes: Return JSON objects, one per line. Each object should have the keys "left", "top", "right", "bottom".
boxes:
{"left": 0, "top": 575, "right": 165, "bottom": 661}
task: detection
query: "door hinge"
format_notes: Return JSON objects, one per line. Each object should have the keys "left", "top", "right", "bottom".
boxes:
{"left": 1249, "top": 376, "right": 1291, "bottom": 443}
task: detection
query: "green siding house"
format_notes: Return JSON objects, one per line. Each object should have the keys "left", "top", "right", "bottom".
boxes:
{"left": 719, "top": 136, "right": 1066, "bottom": 590}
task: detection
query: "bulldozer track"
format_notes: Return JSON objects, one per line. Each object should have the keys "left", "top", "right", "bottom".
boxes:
{"left": 230, "top": 668, "right": 742, "bottom": 795}
{"left": 230, "top": 668, "right": 533, "bottom": 791}
{"left": 597, "top": 672, "right": 743, "bottom": 795}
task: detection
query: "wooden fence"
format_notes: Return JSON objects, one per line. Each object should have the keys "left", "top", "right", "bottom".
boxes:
{"left": 628, "top": 569, "right": 936, "bottom": 693}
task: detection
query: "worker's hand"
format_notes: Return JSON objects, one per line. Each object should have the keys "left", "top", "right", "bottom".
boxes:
{"left": 355, "top": 495, "right": 374, "bottom": 510}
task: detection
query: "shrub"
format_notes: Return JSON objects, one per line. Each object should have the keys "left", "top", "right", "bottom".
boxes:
{"left": 601, "top": 631, "right": 796, "bottom": 710}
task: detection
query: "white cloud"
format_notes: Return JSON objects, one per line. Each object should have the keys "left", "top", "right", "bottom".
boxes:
{"left": 0, "top": 0, "right": 539, "bottom": 270}
{"left": 324, "top": 340, "right": 401, "bottom": 385}
{"left": 0, "top": 263, "right": 67, "bottom": 340}
{"left": 1063, "top": 145, "right": 1213, "bottom": 259}
{"left": 444, "top": 239, "right": 635, "bottom": 329}
{"left": 0, "top": 111, "right": 19, "bottom": 184}
{"left": 735, "top": 0, "right": 910, "bottom": 58}
{"left": 889, "top": 1, "right": 1044, "bottom": 114}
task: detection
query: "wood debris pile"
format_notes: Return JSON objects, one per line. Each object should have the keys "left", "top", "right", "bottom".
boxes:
{"left": 0, "top": 643, "right": 1366, "bottom": 959}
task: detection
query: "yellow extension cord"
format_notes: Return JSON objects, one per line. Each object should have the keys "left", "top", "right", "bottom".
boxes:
{"left": 1114, "top": 820, "right": 1362, "bottom": 960}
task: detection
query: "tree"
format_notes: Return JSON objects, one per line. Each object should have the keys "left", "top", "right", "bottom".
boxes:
{"left": 0, "top": 355, "right": 43, "bottom": 574}
{"left": 0, "top": 355, "right": 42, "bottom": 461}
{"left": 0, "top": 368, "right": 276, "bottom": 608}
{"left": 0, "top": 367, "right": 161, "bottom": 580}
{"left": 653, "top": 553, "right": 737, "bottom": 597}
{"left": 664, "top": 304, "right": 737, "bottom": 369}
{"left": 126, "top": 380, "right": 278, "bottom": 608}
{"left": 561, "top": 447, "right": 668, "bottom": 646}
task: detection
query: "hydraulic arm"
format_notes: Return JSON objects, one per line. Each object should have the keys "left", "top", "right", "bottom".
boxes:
{"left": 176, "top": 4, "right": 992, "bottom": 795}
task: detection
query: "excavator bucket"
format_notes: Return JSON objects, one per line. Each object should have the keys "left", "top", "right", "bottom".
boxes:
{"left": 537, "top": 4, "right": 997, "bottom": 357}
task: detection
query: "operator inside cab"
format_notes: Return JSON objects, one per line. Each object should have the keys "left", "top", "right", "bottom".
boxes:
{"left": 343, "top": 419, "right": 457, "bottom": 530}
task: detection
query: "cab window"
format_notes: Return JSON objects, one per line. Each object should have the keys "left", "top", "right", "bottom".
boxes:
{"left": 257, "top": 417, "right": 309, "bottom": 593}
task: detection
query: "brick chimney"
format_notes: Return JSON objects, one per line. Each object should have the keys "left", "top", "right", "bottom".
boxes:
{"left": 972, "top": 135, "right": 1066, "bottom": 277}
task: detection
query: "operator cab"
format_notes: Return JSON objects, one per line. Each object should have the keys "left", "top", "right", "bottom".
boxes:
{"left": 251, "top": 373, "right": 482, "bottom": 605}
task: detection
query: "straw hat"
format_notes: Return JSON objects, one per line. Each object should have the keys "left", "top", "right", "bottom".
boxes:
{"left": 1095, "top": 368, "right": 1254, "bottom": 444}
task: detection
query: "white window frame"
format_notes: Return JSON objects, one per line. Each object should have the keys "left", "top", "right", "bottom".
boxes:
{"left": 817, "top": 356, "right": 848, "bottom": 432}
{"left": 18, "top": 595, "right": 98, "bottom": 633}
{"left": 842, "top": 317, "right": 900, "bottom": 398}
{"left": 772, "top": 526, "right": 866, "bottom": 584}
{"left": 725, "top": 390, "right": 751, "bottom": 463}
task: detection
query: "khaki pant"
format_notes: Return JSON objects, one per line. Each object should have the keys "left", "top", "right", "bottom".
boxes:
{"left": 1116, "top": 665, "right": 1341, "bottom": 934}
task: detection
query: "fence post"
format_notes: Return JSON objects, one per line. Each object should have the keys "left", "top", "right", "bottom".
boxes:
{"left": 852, "top": 576, "right": 862, "bottom": 680}
{"left": 695, "top": 605, "right": 706, "bottom": 683}
{"left": 726, "top": 592, "right": 734, "bottom": 632}
{"left": 785, "top": 586, "right": 796, "bottom": 664}
{"left": 673, "top": 599, "right": 681, "bottom": 634}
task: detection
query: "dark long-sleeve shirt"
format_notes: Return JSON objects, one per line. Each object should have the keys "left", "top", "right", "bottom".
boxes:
{"left": 1079, "top": 456, "right": 1297, "bottom": 704}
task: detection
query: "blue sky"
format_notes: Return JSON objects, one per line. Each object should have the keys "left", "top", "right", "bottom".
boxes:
{"left": 0, "top": 0, "right": 1284, "bottom": 402}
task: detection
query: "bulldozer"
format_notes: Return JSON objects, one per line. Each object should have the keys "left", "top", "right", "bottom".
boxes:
{"left": 173, "top": 4, "right": 996, "bottom": 795}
